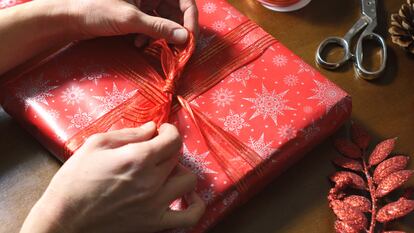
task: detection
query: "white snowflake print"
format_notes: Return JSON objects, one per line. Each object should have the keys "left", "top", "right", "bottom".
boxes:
{"left": 67, "top": 108, "right": 93, "bottom": 129}
{"left": 212, "top": 20, "right": 227, "bottom": 32}
{"left": 308, "top": 79, "right": 342, "bottom": 112}
{"left": 222, "top": 7, "right": 243, "bottom": 21}
{"left": 278, "top": 124, "right": 297, "bottom": 140}
{"left": 180, "top": 144, "right": 217, "bottom": 179}
{"left": 47, "top": 109, "right": 60, "bottom": 120}
{"left": 302, "top": 124, "right": 321, "bottom": 140}
{"left": 219, "top": 110, "right": 250, "bottom": 136}
{"left": 93, "top": 83, "right": 137, "bottom": 114}
{"left": 303, "top": 105, "right": 313, "bottom": 114}
{"left": 202, "top": 2, "right": 217, "bottom": 14}
{"left": 294, "top": 59, "right": 316, "bottom": 76}
{"left": 248, "top": 133, "right": 273, "bottom": 159}
{"left": 241, "top": 33, "right": 260, "bottom": 48}
{"left": 272, "top": 54, "right": 288, "bottom": 67}
{"left": 80, "top": 64, "right": 109, "bottom": 85}
{"left": 61, "top": 86, "right": 85, "bottom": 105}
{"left": 196, "top": 33, "right": 216, "bottom": 53}
{"left": 169, "top": 199, "right": 183, "bottom": 211}
{"left": 244, "top": 84, "right": 295, "bottom": 125}
{"left": 0, "top": 0, "right": 16, "bottom": 8}
{"left": 283, "top": 74, "right": 299, "bottom": 87}
{"left": 227, "top": 64, "right": 257, "bottom": 87}
{"left": 210, "top": 88, "right": 234, "bottom": 107}
{"left": 223, "top": 191, "right": 239, "bottom": 206}
{"left": 200, "top": 188, "right": 216, "bottom": 205}
{"left": 16, "top": 74, "right": 58, "bottom": 110}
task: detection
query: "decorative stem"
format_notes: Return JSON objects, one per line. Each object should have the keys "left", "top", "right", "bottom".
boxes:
{"left": 362, "top": 150, "right": 377, "bottom": 233}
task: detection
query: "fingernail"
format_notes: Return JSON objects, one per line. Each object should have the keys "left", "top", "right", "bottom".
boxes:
{"left": 172, "top": 28, "right": 188, "bottom": 44}
{"left": 140, "top": 121, "right": 155, "bottom": 130}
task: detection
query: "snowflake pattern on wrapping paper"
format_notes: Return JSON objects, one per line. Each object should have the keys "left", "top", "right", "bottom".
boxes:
{"left": 301, "top": 123, "right": 321, "bottom": 140}
{"left": 0, "top": 0, "right": 16, "bottom": 8}
{"left": 169, "top": 199, "right": 183, "bottom": 211}
{"left": 308, "top": 79, "right": 342, "bottom": 112}
{"left": 283, "top": 74, "right": 299, "bottom": 87}
{"left": 196, "top": 33, "right": 216, "bottom": 53}
{"left": 200, "top": 188, "right": 216, "bottom": 205}
{"left": 180, "top": 144, "right": 217, "bottom": 179}
{"left": 243, "top": 84, "right": 295, "bottom": 125}
{"left": 294, "top": 59, "right": 315, "bottom": 76}
{"left": 47, "top": 109, "right": 60, "bottom": 120}
{"left": 16, "top": 74, "right": 58, "bottom": 110}
{"left": 80, "top": 64, "right": 109, "bottom": 85}
{"left": 202, "top": 2, "right": 217, "bottom": 14}
{"left": 303, "top": 105, "right": 314, "bottom": 114}
{"left": 61, "top": 86, "right": 85, "bottom": 105}
{"left": 227, "top": 64, "right": 257, "bottom": 87}
{"left": 93, "top": 83, "right": 137, "bottom": 114}
{"left": 222, "top": 190, "right": 239, "bottom": 206}
{"left": 248, "top": 133, "right": 273, "bottom": 159}
{"left": 241, "top": 33, "right": 260, "bottom": 48}
{"left": 67, "top": 108, "right": 93, "bottom": 129}
{"left": 210, "top": 88, "right": 234, "bottom": 107}
{"left": 219, "top": 110, "right": 250, "bottom": 135}
{"left": 222, "top": 7, "right": 243, "bottom": 21}
{"left": 212, "top": 20, "right": 227, "bottom": 32}
{"left": 278, "top": 124, "right": 297, "bottom": 140}
{"left": 272, "top": 54, "right": 288, "bottom": 67}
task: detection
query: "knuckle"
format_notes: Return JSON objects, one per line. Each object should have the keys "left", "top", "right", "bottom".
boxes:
{"left": 120, "top": 8, "right": 139, "bottom": 24}
{"left": 151, "top": 20, "right": 168, "bottom": 35}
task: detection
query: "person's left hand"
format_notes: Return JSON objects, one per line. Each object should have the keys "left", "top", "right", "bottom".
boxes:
{"left": 55, "top": 0, "right": 198, "bottom": 45}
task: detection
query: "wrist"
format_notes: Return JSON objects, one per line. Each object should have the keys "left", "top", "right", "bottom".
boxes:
{"left": 15, "top": 0, "right": 79, "bottom": 44}
{"left": 20, "top": 189, "right": 79, "bottom": 233}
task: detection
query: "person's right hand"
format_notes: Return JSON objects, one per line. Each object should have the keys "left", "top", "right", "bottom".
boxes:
{"left": 20, "top": 122, "right": 205, "bottom": 233}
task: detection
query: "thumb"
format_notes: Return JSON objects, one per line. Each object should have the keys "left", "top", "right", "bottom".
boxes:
{"left": 136, "top": 11, "right": 188, "bottom": 44}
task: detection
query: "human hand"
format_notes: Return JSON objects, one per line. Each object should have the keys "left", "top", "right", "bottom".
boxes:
{"left": 55, "top": 0, "right": 198, "bottom": 45}
{"left": 20, "top": 122, "right": 205, "bottom": 233}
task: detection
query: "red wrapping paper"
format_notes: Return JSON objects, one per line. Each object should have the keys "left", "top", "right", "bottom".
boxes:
{"left": 0, "top": 0, "right": 352, "bottom": 232}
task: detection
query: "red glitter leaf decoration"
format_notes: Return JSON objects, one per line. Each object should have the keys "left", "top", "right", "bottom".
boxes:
{"left": 334, "top": 220, "right": 359, "bottom": 233}
{"left": 373, "top": 156, "right": 409, "bottom": 184}
{"left": 334, "top": 138, "right": 362, "bottom": 159}
{"left": 377, "top": 197, "right": 414, "bottom": 223}
{"left": 331, "top": 200, "right": 367, "bottom": 230}
{"left": 351, "top": 122, "right": 371, "bottom": 150}
{"left": 376, "top": 170, "right": 414, "bottom": 198}
{"left": 368, "top": 138, "right": 397, "bottom": 166}
{"left": 331, "top": 171, "right": 367, "bottom": 190}
{"left": 333, "top": 157, "right": 363, "bottom": 172}
{"left": 343, "top": 195, "right": 371, "bottom": 213}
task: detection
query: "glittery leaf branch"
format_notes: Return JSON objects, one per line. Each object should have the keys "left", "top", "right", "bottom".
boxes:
{"left": 328, "top": 122, "right": 414, "bottom": 233}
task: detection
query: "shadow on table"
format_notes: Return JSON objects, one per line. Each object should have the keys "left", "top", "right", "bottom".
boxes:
{"left": 0, "top": 109, "right": 59, "bottom": 177}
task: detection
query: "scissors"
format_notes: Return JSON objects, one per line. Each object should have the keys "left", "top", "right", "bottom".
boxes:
{"left": 315, "top": 0, "right": 387, "bottom": 80}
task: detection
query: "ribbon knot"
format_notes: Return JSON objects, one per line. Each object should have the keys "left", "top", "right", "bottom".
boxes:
{"left": 65, "top": 22, "right": 277, "bottom": 192}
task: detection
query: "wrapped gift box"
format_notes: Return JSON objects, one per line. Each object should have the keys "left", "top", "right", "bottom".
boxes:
{"left": 0, "top": 0, "right": 351, "bottom": 232}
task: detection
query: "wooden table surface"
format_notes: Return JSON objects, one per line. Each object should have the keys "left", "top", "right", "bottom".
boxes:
{"left": 1, "top": 0, "right": 414, "bottom": 232}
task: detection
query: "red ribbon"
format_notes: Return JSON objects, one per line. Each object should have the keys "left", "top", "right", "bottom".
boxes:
{"left": 64, "top": 21, "right": 276, "bottom": 192}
